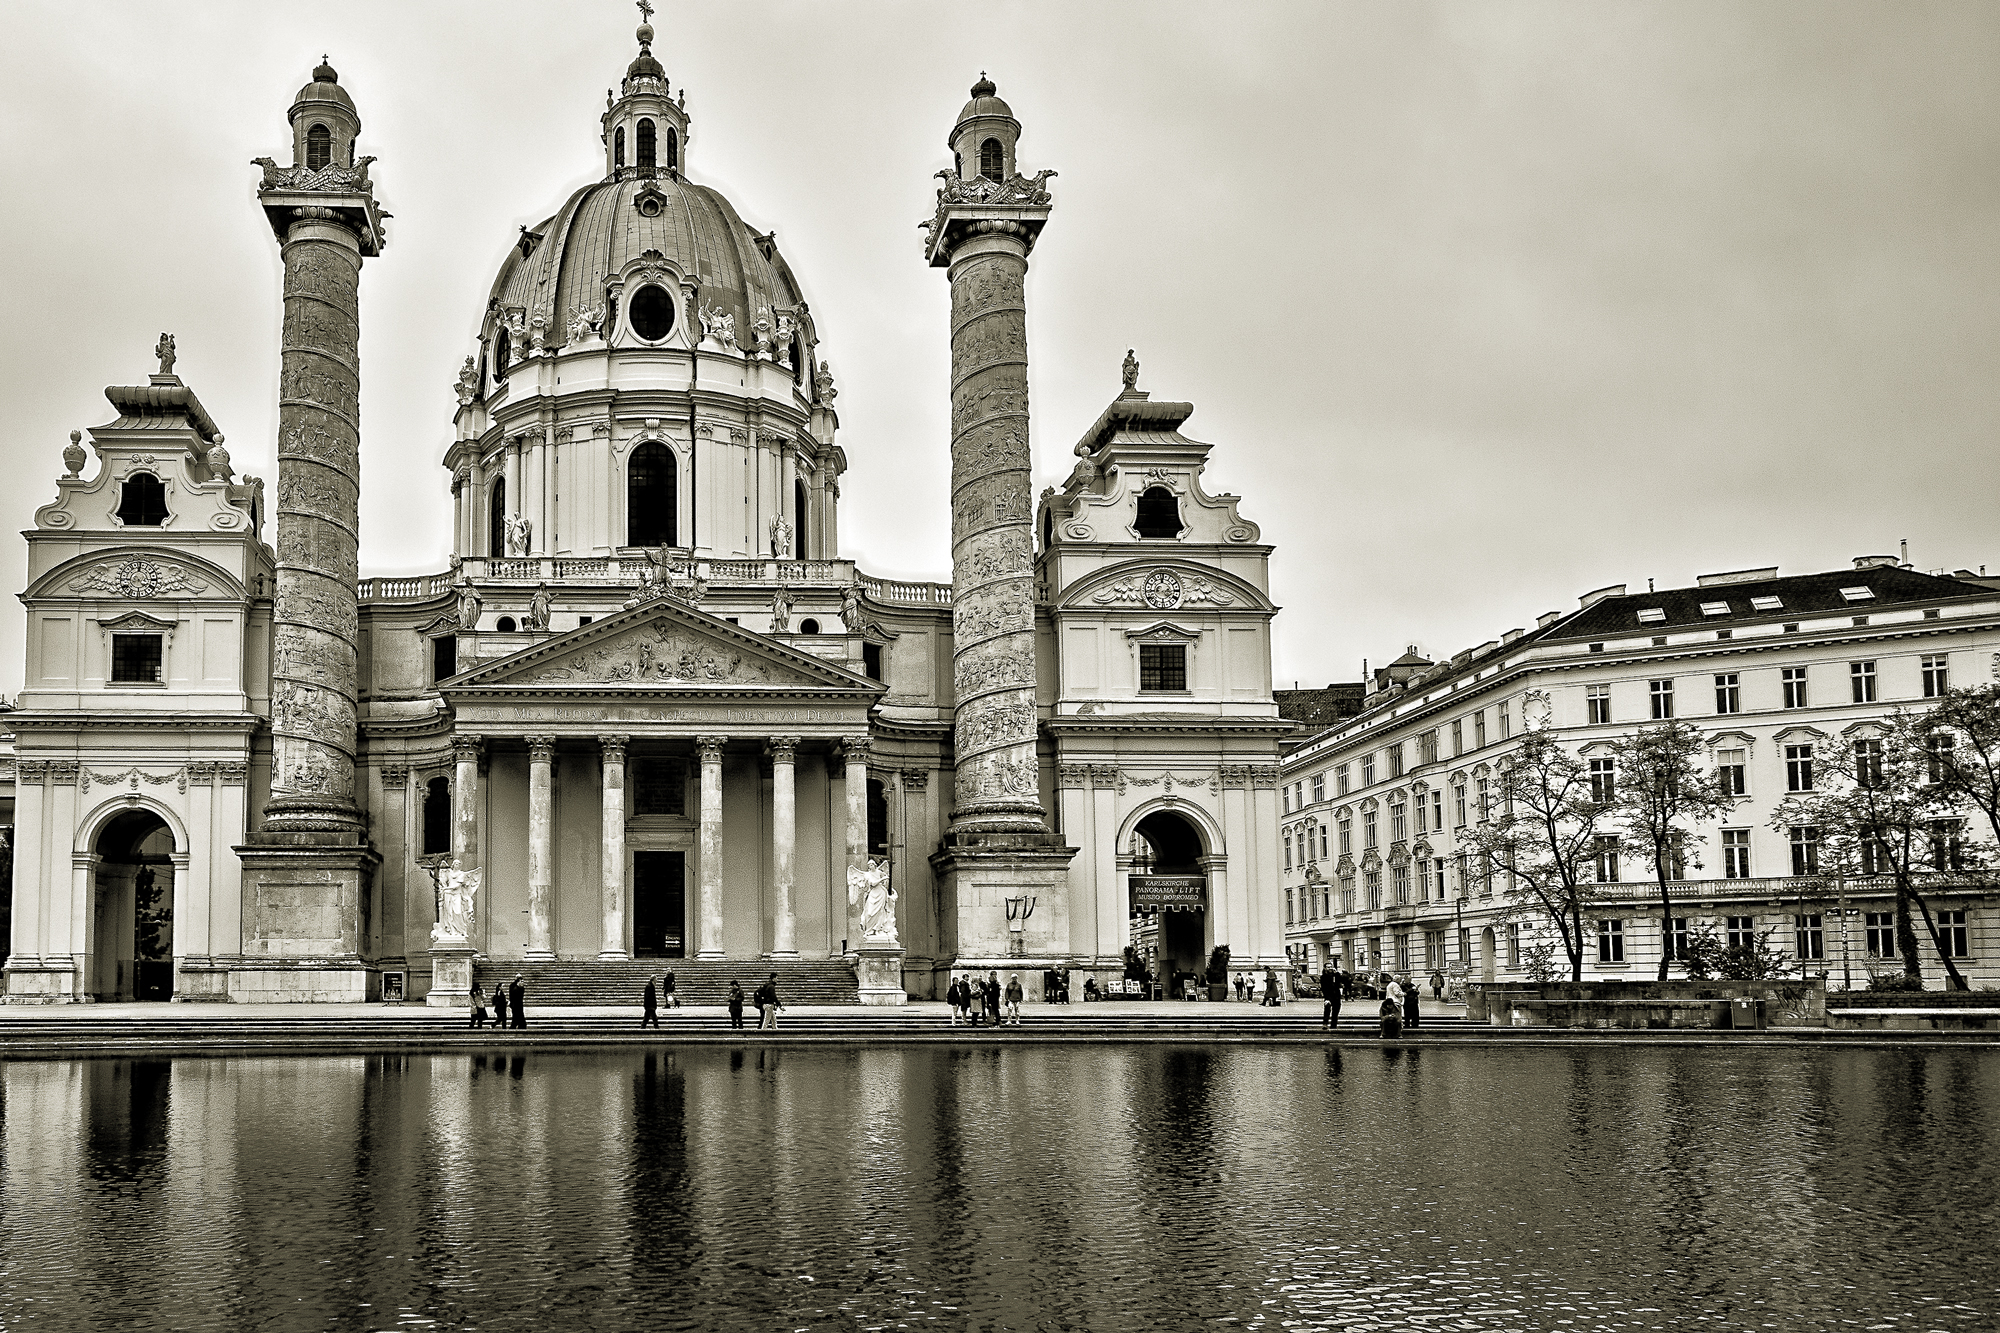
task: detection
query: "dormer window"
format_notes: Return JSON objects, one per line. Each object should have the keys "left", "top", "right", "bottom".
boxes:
{"left": 637, "top": 119, "right": 657, "bottom": 172}
{"left": 117, "top": 473, "right": 168, "bottom": 526}
{"left": 307, "top": 123, "right": 331, "bottom": 170}
{"left": 614, "top": 126, "right": 626, "bottom": 170}
{"left": 1134, "top": 486, "right": 1183, "bottom": 539}
{"left": 978, "top": 137, "right": 1003, "bottom": 181}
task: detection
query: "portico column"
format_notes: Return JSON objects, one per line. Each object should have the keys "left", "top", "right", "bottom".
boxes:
{"left": 770, "top": 736, "right": 799, "bottom": 958}
{"left": 697, "top": 735, "right": 726, "bottom": 959}
{"left": 526, "top": 735, "right": 555, "bottom": 959}
{"left": 599, "top": 735, "right": 629, "bottom": 960}
{"left": 843, "top": 736, "right": 871, "bottom": 949}
{"left": 451, "top": 735, "right": 482, "bottom": 871}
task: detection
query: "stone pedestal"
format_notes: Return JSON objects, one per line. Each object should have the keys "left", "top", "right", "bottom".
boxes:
{"left": 855, "top": 945, "right": 908, "bottom": 1006}
{"left": 931, "top": 832, "right": 1078, "bottom": 962}
{"left": 428, "top": 942, "right": 475, "bottom": 1009}
{"left": 233, "top": 838, "right": 381, "bottom": 1002}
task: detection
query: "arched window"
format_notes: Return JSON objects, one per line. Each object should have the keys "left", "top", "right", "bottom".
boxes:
{"left": 1134, "top": 486, "right": 1184, "bottom": 539}
{"left": 978, "top": 137, "right": 1004, "bottom": 181}
{"left": 637, "top": 119, "right": 656, "bottom": 172}
{"left": 790, "top": 336, "right": 804, "bottom": 384}
{"left": 117, "top": 472, "right": 168, "bottom": 526}
{"left": 488, "top": 477, "right": 506, "bottom": 556}
{"left": 866, "top": 778, "right": 889, "bottom": 855}
{"left": 667, "top": 127, "right": 679, "bottom": 171}
{"left": 614, "top": 125, "right": 626, "bottom": 171}
{"left": 1041, "top": 507, "right": 1054, "bottom": 551}
{"left": 307, "top": 123, "right": 331, "bottom": 170}
{"left": 627, "top": 442, "right": 677, "bottom": 547}
{"left": 492, "top": 328, "right": 510, "bottom": 381}
{"left": 422, "top": 777, "right": 451, "bottom": 855}
{"left": 793, "top": 478, "right": 808, "bottom": 557}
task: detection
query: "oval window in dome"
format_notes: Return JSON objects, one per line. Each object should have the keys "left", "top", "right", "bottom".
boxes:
{"left": 629, "top": 285, "right": 676, "bottom": 341}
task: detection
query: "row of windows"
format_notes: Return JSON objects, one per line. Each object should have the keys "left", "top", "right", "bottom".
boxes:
{"left": 479, "top": 448, "right": 812, "bottom": 556}
{"left": 1588, "top": 658, "right": 1951, "bottom": 724}
{"left": 1284, "top": 778, "right": 1496, "bottom": 863}
{"left": 612, "top": 119, "right": 680, "bottom": 173}
{"left": 1284, "top": 705, "right": 1513, "bottom": 813}
{"left": 1298, "top": 913, "right": 1976, "bottom": 969}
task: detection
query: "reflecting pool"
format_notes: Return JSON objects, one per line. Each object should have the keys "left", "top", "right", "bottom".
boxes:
{"left": 0, "top": 1045, "right": 1994, "bottom": 1331}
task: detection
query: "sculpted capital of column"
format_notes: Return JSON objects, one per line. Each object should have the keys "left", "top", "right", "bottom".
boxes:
{"left": 769, "top": 735, "right": 800, "bottom": 764}
{"left": 527, "top": 735, "right": 556, "bottom": 764}
{"left": 451, "top": 734, "right": 484, "bottom": 761}
{"left": 601, "top": 733, "right": 629, "bottom": 763}
{"left": 841, "top": 735, "right": 872, "bottom": 764}
{"left": 696, "top": 735, "right": 727, "bottom": 765}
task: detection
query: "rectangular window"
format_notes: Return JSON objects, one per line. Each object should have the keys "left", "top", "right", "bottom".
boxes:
{"left": 1726, "top": 915, "right": 1755, "bottom": 950}
{"left": 1861, "top": 831, "right": 1890, "bottom": 877}
{"left": 1589, "top": 757, "right": 1616, "bottom": 804}
{"left": 1311, "top": 774, "right": 1325, "bottom": 804}
{"left": 1365, "top": 870, "right": 1382, "bottom": 910}
{"left": 1794, "top": 913, "right": 1825, "bottom": 962}
{"left": 432, "top": 635, "right": 458, "bottom": 683}
{"left": 1339, "top": 877, "right": 1355, "bottom": 915}
{"left": 1938, "top": 909, "right": 1970, "bottom": 958}
{"left": 1715, "top": 673, "right": 1740, "bottom": 714}
{"left": 1864, "top": 911, "right": 1897, "bottom": 959}
{"left": 1597, "top": 918, "right": 1625, "bottom": 963}
{"left": 1395, "top": 932, "right": 1411, "bottom": 973}
{"left": 1498, "top": 702, "right": 1510, "bottom": 739}
{"left": 1393, "top": 864, "right": 1410, "bottom": 904}
{"left": 1927, "top": 733, "right": 1955, "bottom": 785}
{"left": 1850, "top": 660, "right": 1877, "bottom": 703}
{"left": 1425, "top": 929, "right": 1446, "bottom": 969}
{"left": 1338, "top": 818, "right": 1352, "bottom": 856}
{"left": 1419, "top": 731, "right": 1439, "bottom": 765}
{"left": 1453, "top": 784, "right": 1467, "bottom": 827}
{"left": 1475, "top": 711, "right": 1488, "bottom": 747}
{"left": 1785, "top": 744, "right": 1815, "bottom": 793}
{"left": 1506, "top": 923, "right": 1521, "bottom": 968}
{"left": 1414, "top": 857, "right": 1429, "bottom": 900}
{"left": 1388, "top": 744, "right": 1405, "bottom": 778}
{"left": 1452, "top": 720, "right": 1464, "bottom": 755}
{"left": 1361, "top": 754, "right": 1376, "bottom": 786}
{"left": 1586, "top": 686, "right": 1611, "bottom": 725}
{"left": 1723, "top": 829, "right": 1751, "bottom": 879}
{"left": 1929, "top": 819, "right": 1965, "bottom": 872}
{"left": 1319, "top": 826, "right": 1329, "bottom": 860}
{"left": 1286, "top": 890, "right": 1294, "bottom": 926}
{"left": 1429, "top": 791, "right": 1443, "bottom": 834}
{"left": 1789, "top": 825, "right": 1820, "bottom": 877}
{"left": 1283, "top": 834, "right": 1293, "bottom": 871}
{"left": 1336, "top": 763, "right": 1351, "bottom": 795}
{"left": 1716, "top": 748, "right": 1747, "bottom": 797}
{"left": 1650, "top": 678, "right": 1675, "bottom": 720}
{"left": 1854, "top": 737, "right": 1884, "bottom": 788}
{"left": 1139, "top": 643, "right": 1186, "bottom": 692}
{"left": 1922, "top": 655, "right": 1950, "bottom": 698}
{"left": 1283, "top": 786, "right": 1292, "bottom": 814}
{"left": 1363, "top": 811, "right": 1378, "bottom": 850}
{"left": 1390, "top": 802, "right": 1407, "bottom": 843}
{"left": 1476, "top": 776, "right": 1491, "bottom": 823}
{"left": 1454, "top": 852, "right": 1469, "bottom": 894}
{"left": 1666, "top": 917, "right": 1690, "bottom": 962}
{"left": 1593, "top": 835, "right": 1621, "bottom": 884}
{"left": 1782, "top": 666, "right": 1808, "bottom": 709}
{"left": 110, "top": 633, "right": 164, "bottom": 684}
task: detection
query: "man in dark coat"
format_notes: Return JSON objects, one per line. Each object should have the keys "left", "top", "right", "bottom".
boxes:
{"left": 641, "top": 977, "right": 661, "bottom": 1029}
{"left": 509, "top": 974, "right": 527, "bottom": 1030}
{"left": 757, "top": 972, "right": 781, "bottom": 1029}
{"left": 727, "top": 980, "right": 746, "bottom": 1029}
{"left": 492, "top": 979, "right": 509, "bottom": 1029}
{"left": 1402, "top": 975, "right": 1420, "bottom": 1031}
{"left": 1319, "top": 962, "right": 1342, "bottom": 1029}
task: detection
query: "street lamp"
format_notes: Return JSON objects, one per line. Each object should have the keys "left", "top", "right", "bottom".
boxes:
{"left": 1005, "top": 894, "right": 1036, "bottom": 957}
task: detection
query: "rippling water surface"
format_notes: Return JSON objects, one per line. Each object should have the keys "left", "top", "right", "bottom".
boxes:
{"left": 0, "top": 1044, "right": 1993, "bottom": 1331}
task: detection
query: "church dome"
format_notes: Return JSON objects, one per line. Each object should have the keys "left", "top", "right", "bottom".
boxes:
{"left": 957, "top": 76, "right": 1014, "bottom": 125}
{"left": 485, "top": 174, "right": 806, "bottom": 348}
{"left": 292, "top": 60, "right": 355, "bottom": 115}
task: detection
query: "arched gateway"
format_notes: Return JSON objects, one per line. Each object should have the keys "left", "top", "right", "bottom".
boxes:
{"left": 91, "top": 809, "right": 177, "bottom": 1001}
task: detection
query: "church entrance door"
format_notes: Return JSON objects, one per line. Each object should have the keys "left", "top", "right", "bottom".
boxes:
{"left": 1128, "top": 810, "right": 1210, "bottom": 999}
{"left": 633, "top": 851, "right": 686, "bottom": 959}
{"left": 92, "top": 809, "right": 175, "bottom": 1001}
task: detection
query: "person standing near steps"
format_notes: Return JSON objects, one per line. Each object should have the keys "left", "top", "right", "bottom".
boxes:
{"left": 641, "top": 976, "right": 661, "bottom": 1029}
{"left": 491, "top": 979, "right": 509, "bottom": 1030}
{"left": 509, "top": 974, "right": 527, "bottom": 1031}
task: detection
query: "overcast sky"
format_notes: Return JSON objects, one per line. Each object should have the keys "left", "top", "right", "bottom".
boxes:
{"left": 1, "top": 0, "right": 1996, "bottom": 699}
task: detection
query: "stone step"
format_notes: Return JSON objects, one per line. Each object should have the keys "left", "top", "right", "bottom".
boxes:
{"left": 470, "top": 958, "right": 860, "bottom": 1006}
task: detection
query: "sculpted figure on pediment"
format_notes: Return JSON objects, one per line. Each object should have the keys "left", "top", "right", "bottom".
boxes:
{"left": 530, "top": 626, "right": 777, "bottom": 686}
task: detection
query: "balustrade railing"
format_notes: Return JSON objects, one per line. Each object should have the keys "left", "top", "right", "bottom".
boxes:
{"left": 355, "top": 553, "right": 952, "bottom": 604}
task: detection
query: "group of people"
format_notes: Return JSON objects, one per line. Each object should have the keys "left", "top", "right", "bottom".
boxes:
{"left": 946, "top": 972, "right": 1025, "bottom": 1027}
{"left": 469, "top": 975, "right": 529, "bottom": 1029}
{"left": 1315, "top": 963, "right": 1435, "bottom": 1033}
{"left": 1038, "top": 968, "right": 1075, "bottom": 1004}
{"left": 1228, "top": 969, "right": 1287, "bottom": 1006}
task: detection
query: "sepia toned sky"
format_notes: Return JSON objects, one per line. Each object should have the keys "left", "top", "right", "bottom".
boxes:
{"left": 1, "top": 0, "right": 1996, "bottom": 699}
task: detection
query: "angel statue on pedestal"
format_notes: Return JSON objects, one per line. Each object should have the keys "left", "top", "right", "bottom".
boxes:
{"left": 847, "top": 858, "right": 897, "bottom": 945}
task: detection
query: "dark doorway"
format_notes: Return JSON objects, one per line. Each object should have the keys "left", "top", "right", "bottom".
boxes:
{"left": 633, "top": 851, "right": 686, "bottom": 958}
{"left": 94, "top": 808, "right": 175, "bottom": 1001}
{"left": 1132, "top": 810, "right": 1208, "bottom": 998}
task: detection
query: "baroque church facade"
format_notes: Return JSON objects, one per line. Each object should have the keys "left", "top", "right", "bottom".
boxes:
{"left": 2, "top": 22, "right": 1289, "bottom": 1004}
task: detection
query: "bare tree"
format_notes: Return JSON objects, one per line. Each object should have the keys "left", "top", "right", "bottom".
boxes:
{"left": 1456, "top": 726, "right": 1608, "bottom": 982}
{"left": 1914, "top": 683, "right": 2000, "bottom": 846}
{"left": 1607, "top": 721, "right": 1743, "bottom": 980}
{"left": 1768, "top": 711, "right": 1972, "bottom": 991}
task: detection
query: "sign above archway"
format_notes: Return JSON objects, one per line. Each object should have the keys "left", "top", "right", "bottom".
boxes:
{"left": 1130, "top": 874, "right": 1204, "bottom": 913}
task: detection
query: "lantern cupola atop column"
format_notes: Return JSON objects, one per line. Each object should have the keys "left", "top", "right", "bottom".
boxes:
{"left": 253, "top": 58, "right": 386, "bottom": 255}
{"left": 602, "top": 1, "right": 691, "bottom": 181}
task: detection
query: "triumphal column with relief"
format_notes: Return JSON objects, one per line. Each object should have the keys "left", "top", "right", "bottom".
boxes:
{"left": 924, "top": 76, "right": 1077, "bottom": 968}
{"left": 235, "top": 60, "right": 390, "bottom": 1001}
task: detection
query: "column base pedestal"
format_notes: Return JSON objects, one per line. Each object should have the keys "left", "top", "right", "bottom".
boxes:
{"left": 524, "top": 950, "right": 557, "bottom": 962}
{"left": 235, "top": 836, "right": 382, "bottom": 1001}
{"left": 856, "top": 944, "right": 908, "bottom": 1005}
{"left": 596, "top": 950, "right": 632, "bottom": 962}
{"left": 931, "top": 830, "right": 1078, "bottom": 960}
{"left": 427, "top": 943, "right": 475, "bottom": 1008}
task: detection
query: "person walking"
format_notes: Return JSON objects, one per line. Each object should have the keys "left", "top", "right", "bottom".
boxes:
{"left": 1004, "top": 974, "right": 1024, "bottom": 1026}
{"left": 663, "top": 970, "right": 679, "bottom": 1010}
{"left": 1233, "top": 973, "right": 1246, "bottom": 1002}
{"left": 509, "top": 974, "right": 527, "bottom": 1030}
{"left": 1319, "top": 961, "right": 1342, "bottom": 1029}
{"left": 983, "top": 971, "right": 1003, "bottom": 1028}
{"left": 1402, "top": 974, "right": 1421, "bottom": 1031}
{"left": 727, "top": 979, "right": 746, "bottom": 1029}
{"left": 491, "top": 979, "right": 509, "bottom": 1030}
{"left": 641, "top": 976, "right": 661, "bottom": 1029}
{"left": 758, "top": 972, "right": 782, "bottom": 1029}
{"left": 469, "top": 986, "right": 488, "bottom": 1029}
{"left": 1429, "top": 969, "right": 1445, "bottom": 1002}
{"left": 1263, "top": 967, "right": 1282, "bottom": 1007}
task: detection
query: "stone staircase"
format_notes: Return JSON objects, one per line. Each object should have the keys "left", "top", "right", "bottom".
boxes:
{"left": 470, "top": 958, "right": 860, "bottom": 1007}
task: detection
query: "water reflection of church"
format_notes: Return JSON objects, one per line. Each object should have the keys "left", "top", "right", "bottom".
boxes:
{"left": 1, "top": 20, "right": 1290, "bottom": 1004}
